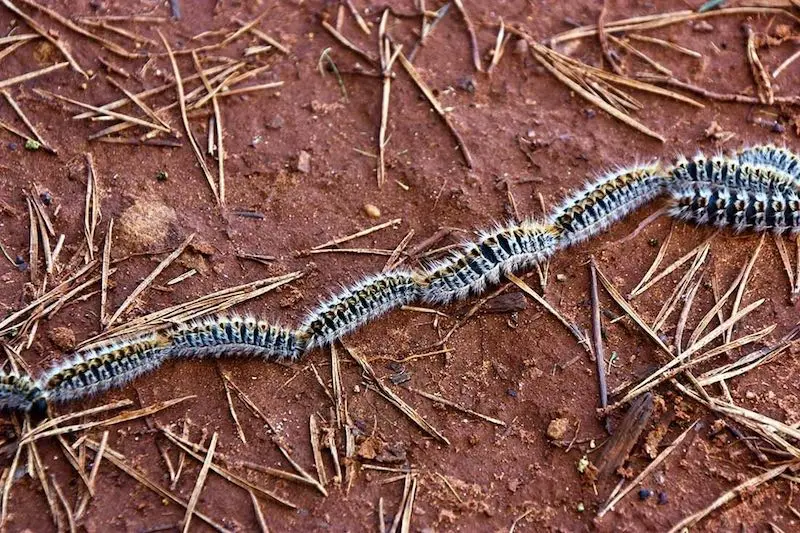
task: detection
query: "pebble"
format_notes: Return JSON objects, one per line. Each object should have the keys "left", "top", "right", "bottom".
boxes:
{"left": 297, "top": 150, "right": 312, "bottom": 173}
{"left": 363, "top": 203, "right": 381, "bottom": 218}
{"left": 638, "top": 488, "right": 653, "bottom": 501}
{"left": 546, "top": 417, "right": 570, "bottom": 440}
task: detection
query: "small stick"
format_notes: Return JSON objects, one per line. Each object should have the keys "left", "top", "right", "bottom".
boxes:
{"left": 486, "top": 18, "right": 510, "bottom": 75}
{"left": 383, "top": 230, "right": 415, "bottom": 272}
{"left": 745, "top": 24, "right": 774, "bottom": 105}
{"left": 106, "top": 234, "right": 194, "bottom": 326}
{"left": 312, "top": 218, "right": 401, "bottom": 250}
{"left": 218, "top": 367, "right": 246, "bottom": 444}
{"left": 51, "top": 475, "right": 76, "bottom": 533}
{"left": 507, "top": 273, "right": 590, "bottom": 352}
{"left": 727, "top": 234, "right": 764, "bottom": 343}
{"left": 345, "top": 0, "right": 371, "bottom": 35}
{"left": 408, "top": 387, "right": 506, "bottom": 426}
{"left": 330, "top": 344, "right": 344, "bottom": 428}
{"left": 158, "top": 31, "right": 220, "bottom": 205}
{"left": 598, "top": 0, "right": 624, "bottom": 75}
{"left": 234, "top": 17, "right": 290, "bottom": 54}
{"left": 628, "top": 34, "right": 701, "bottom": 57}
{"left": 192, "top": 52, "right": 225, "bottom": 206}
{"left": 249, "top": 490, "right": 270, "bottom": 533}
{"left": 2, "top": 90, "right": 55, "bottom": 153}
{"left": 590, "top": 257, "right": 609, "bottom": 422}
{"left": 668, "top": 462, "right": 791, "bottom": 532}
{"left": 396, "top": 51, "right": 475, "bottom": 167}
{"left": 773, "top": 48, "right": 800, "bottom": 78}
{"left": 0, "top": 62, "right": 69, "bottom": 90}
{"left": 182, "top": 432, "right": 217, "bottom": 533}
{"left": 453, "top": 0, "right": 483, "bottom": 72}
{"left": 309, "top": 414, "right": 328, "bottom": 487}
{"left": 26, "top": 197, "right": 39, "bottom": 286}
{"left": 322, "top": 20, "right": 379, "bottom": 64}
{"left": 594, "top": 393, "right": 654, "bottom": 477}
{"left": 99, "top": 219, "right": 113, "bottom": 326}
{"left": 215, "top": 81, "right": 284, "bottom": 98}
{"left": 408, "top": 2, "right": 450, "bottom": 62}
{"left": 74, "top": 430, "right": 109, "bottom": 519}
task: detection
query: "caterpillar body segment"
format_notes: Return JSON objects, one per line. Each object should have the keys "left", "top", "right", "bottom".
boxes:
{"left": 736, "top": 144, "right": 800, "bottom": 185}
{"left": 42, "top": 333, "right": 170, "bottom": 404}
{"left": 668, "top": 184, "right": 800, "bottom": 234}
{"left": 670, "top": 153, "right": 799, "bottom": 194}
{"left": 548, "top": 163, "right": 668, "bottom": 248}
{"left": 299, "top": 271, "right": 420, "bottom": 349}
{"left": 0, "top": 374, "right": 46, "bottom": 417}
{"left": 419, "top": 221, "right": 559, "bottom": 304}
{"left": 164, "top": 315, "right": 305, "bottom": 361}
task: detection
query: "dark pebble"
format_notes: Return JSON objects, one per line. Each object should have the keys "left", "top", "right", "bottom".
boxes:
{"left": 8, "top": 142, "right": 17, "bottom": 151}
{"left": 657, "top": 491, "right": 668, "bottom": 505}
{"left": 507, "top": 388, "right": 518, "bottom": 398}
{"left": 40, "top": 191, "right": 53, "bottom": 205}
{"left": 638, "top": 488, "right": 653, "bottom": 501}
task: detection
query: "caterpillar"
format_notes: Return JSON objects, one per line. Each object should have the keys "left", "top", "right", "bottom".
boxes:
{"left": 299, "top": 271, "right": 421, "bottom": 348}
{"left": 735, "top": 144, "right": 800, "bottom": 185}
{"left": 419, "top": 221, "right": 559, "bottom": 304}
{"left": 670, "top": 153, "right": 799, "bottom": 194}
{"left": 667, "top": 184, "right": 800, "bottom": 234}
{"left": 0, "top": 374, "right": 46, "bottom": 417}
{"left": 548, "top": 163, "right": 668, "bottom": 248}
{"left": 4, "top": 145, "right": 800, "bottom": 416}
{"left": 164, "top": 315, "right": 305, "bottom": 361}
{"left": 42, "top": 332, "right": 171, "bottom": 405}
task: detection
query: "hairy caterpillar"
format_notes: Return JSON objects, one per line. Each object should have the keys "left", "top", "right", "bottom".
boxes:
{"left": 548, "top": 163, "right": 668, "bottom": 248}
{"left": 0, "top": 374, "right": 46, "bottom": 417}
{"left": 670, "top": 153, "right": 799, "bottom": 194}
{"left": 419, "top": 221, "right": 559, "bottom": 303}
{"left": 668, "top": 184, "right": 800, "bottom": 234}
{"left": 5, "top": 145, "right": 800, "bottom": 416}
{"left": 735, "top": 144, "right": 800, "bottom": 185}
{"left": 42, "top": 333, "right": 171, "bottom": 405}
{"left": 299, "top": 271, "right": 420, "bottom": 348}
{"left": 164, "top": 315, "right": 305, "bottom": 361}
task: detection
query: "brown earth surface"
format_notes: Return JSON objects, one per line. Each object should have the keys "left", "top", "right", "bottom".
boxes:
{"left": 1, "top": 0, "right": 800, "bottom": 531}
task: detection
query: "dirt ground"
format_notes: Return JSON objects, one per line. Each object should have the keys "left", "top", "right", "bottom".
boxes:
{"left": 1, "top": 0, "right": 800, "bottom": 531}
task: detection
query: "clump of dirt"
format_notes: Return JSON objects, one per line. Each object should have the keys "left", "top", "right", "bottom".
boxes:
{"left": 47, "top": 326, "right": 76, "bottom": 352}
{"left": 115, "top": 197, "right": 177, "bottom": 252}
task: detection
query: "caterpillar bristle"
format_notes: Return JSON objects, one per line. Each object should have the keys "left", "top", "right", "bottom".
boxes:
{"left": 735, "top": 144, "right": 800, "bottom": 184}
{"left": 419, "top": 221, "right": 558, "bottom": 304}
{"left": 0, "top": 373, "right": 45, "bottom": 415}
{"left": 299, "top": 271, "right": 420, "bottom": 348}
{"left": 668, "top": 184, "right": 800, "bottom": 235}
{"left": 670, "top": 153, "right": 799, "bottom": 194}
{"left": 164, "top": 315, "right": 305, "bottom": 361}
{"left": 549, "top": 163, "right": 667, "bottom": 248}
{"left": 43, "top": 332, "right": 170, "bottom": 404}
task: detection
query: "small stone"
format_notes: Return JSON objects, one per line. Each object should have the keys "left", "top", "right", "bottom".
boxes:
{"left": 155, "top": 170, "right": 168, "bottom": 182}
{"left": 547, "top": 417, "right": 570, "bottom": 440}
{"left": 576, "top": 455, "right": 590, "bottom": 474}
{"left": 576, "top": 502, "right": 585, "bottom": 513}
{"left": 267, "top": 115, "right": 285, "bottom": 129}
{"left": 657, "top": 491, "right": 668, "bottom": 505}
{"left": 24, "top": 139, "right": 41, "bottom": 151}
{"left": 745, "top": 390, "right": 757, "bottom": 400}
{"left": 39, "top": 191, "right": 53, "bottom": 205}
{"left": 363, "top": 203, "right": 381, "bottom": 218}
{"left": 48, "top": 326, "right": 76, "bottom": 352}
{"left": 513, "top": 38, "right": 529, "bottom": 55}
{"left": 296, "top": 150, "right": 311, "bottom": 173}
{"left": 638, "top": 488, "right": 653, "bottom": 501}
{"left": 692, "top": 20, "right": 714, "bottom": 33}
{"left": 556, "top": 273, "right": 567, "bottom": 282}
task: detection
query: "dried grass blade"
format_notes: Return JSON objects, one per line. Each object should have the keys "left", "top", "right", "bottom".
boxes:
{"left": 182, "top": 432, "right": 218, "bottom": 533}
{"left": 408, "top": 387, "right": 506, "bottom": 426}
{"left": 727, "top": 234, "right": 765, "bottom": 343}
{"left": 668, "top": 462, "right": 792, "bottom": 532}
{"left": 343, "top": 343, "right": 450, "bottom": 445}
{"left": 83, "top": 439, "right": 231, "bottom": 532}
{"left": 106, "top": 233, "right": 194, "bottom": 326}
